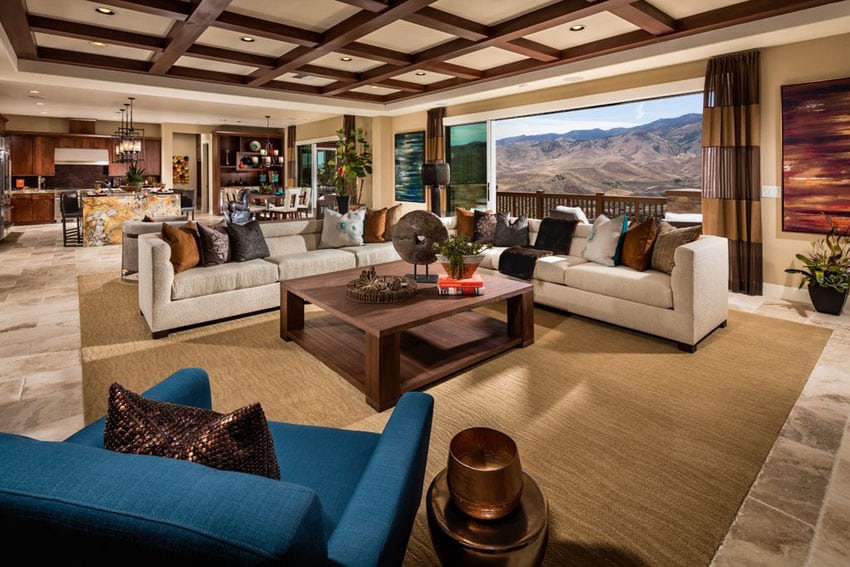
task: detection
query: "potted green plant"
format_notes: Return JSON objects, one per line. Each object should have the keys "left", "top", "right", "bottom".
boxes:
{"left": 784, "top": 217, "right": 850, "bottom": 315}
{"left": 432, "top": 234, "right": 491, "bottom": 280}
{"left": 125, "top": 162, "right": 145, "bottom": 191}
{"left": 328, "top": 127, "right": 372, "bottom": 214}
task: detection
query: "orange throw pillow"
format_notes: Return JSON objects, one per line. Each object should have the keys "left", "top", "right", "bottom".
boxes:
{"left": 620, "top": 217, "right": 658, "bottom": 272}
{"left": 161, "top": 221, "right": 200, "bottom": 273}
{"left": 364, "top": 207, "right": 388, "bottom": 243}
{"left": 383, "top": 203, "right": 403, "bottom": 241}
{"left": 456, "top": 207, "right": 475, "bottom": 239}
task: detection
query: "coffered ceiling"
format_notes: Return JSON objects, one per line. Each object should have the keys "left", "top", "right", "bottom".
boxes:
{"left": 0, "top": 0, "right": 849, "bottom": 126}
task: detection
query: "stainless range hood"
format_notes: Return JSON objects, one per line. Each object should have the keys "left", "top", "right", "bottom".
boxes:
{"left": 54, "top": 148, "right": 110, "bottom": 165}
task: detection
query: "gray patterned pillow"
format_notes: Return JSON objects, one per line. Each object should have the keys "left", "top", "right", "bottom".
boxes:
{"left": 494, "top": 213, "right": 529, "bottom": 247}
{"left": 197, "top": 220, "right": 230, "bottom": 266}
{"left": 473, "top": 210, "right": 497, "bottom": 244}
{"left": 319, "top": 208, "right": 366, "bottom": 248}
{"left": 650, "top": 222, "right": 702, "bottom": 273}
{"left": 226, "top": 220, "right": 270, "bottom": 262}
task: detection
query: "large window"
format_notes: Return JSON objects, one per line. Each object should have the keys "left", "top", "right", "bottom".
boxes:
{"left": 492, "top": 93, "right": 703, "bottom": 196}
{"left": 446, "top": 122, "right": 488, "bottom": 210}
{"left": 296, "top": 140, "right": 337, "bottom": 213}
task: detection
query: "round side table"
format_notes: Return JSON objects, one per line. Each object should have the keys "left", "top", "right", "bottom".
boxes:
{"left": 426, "top": 468, "right": 549, "bottom": 566}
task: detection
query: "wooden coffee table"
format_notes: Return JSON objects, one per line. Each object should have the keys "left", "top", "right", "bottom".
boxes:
{"left": 280, "top": 261, "right": 534, "bottom": 411}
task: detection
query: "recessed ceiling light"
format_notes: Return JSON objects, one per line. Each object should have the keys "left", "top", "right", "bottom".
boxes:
{"left": 35, "top": 102, "right": 44, "bottom": 106}
{"left": 95, "top": 7, "right": 115, "bottom": 15}
{"left": 90, "top": 41, "right": 107, "bottom": 47}
{"left": 340, "top": 56, "right": 353, "bottom": 62}
{"left": 415, "top": 71, "right": 426, "bottom": 76}
{"left": 569, "top": 24, "right": 585, "bottom": 32}
{"left": 28, "top": 89, "right": 40, "bottom": 94}
{"left": 240, "top": 36, "right": 255, "bottom": 43}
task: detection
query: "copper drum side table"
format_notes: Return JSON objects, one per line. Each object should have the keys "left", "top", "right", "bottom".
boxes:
{"left": 427, "top": 468, "right": 549, "bottom": 566}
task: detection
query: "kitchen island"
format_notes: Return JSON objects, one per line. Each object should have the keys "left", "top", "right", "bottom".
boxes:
{"left": 81, "top": 191, "right": 180, "bottom": 246}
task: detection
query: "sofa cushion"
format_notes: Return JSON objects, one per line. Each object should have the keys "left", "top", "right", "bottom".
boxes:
{"left": 339, "top": 242, "right": 400, "bottom": 266}
{"left": 478, "top": 246, "right": 508, "bottom": 270}
{"left": 564, "top": 263, "right": 673, "bottom": 308}
{"left": 269, "top": 249, "right": 357, "bottom": 281}
{"left": 620, "top": 217, "right": 659, "bottom": 272}
{"left": 383, "top": 203, "right": 403, "bottom": 241}
{"left": 161, "top": 221, "right": 200, "bottom": 273}
{"left": 534, "top": 218, "right": 578, "bottom": 255}
{"left": 364, "top": 208, "right": 387, "bottom": 243}
{"left": 494, "top": 213, "right": 529, "bottom": 247}
{"left": 105, "top": 383, "right": 280, "bottom": 480}
{"left": 196, "top": 220, "right": 230, "bottom": 266}
{"left": 651, "top": 222, "right": 702, "bottom": 274}
{"left": 171, "top": 259, "right": 279, "bottom": 301}
{"left": 227, "top": 220, "right": 270, "bottom": 262}
{"left": 552, "top": 205, "right": 589, "bottom": 224}
{"left": 533, "top": 255, "right": 589, "bottom": 285}
{"left": 455, "top": 207, "right": 475, "bottom": 239}
{"left": 473, "top": 210, "right": 497, "bottom": 244}
{"left": 319, "top": 208, "right": 366, "bottom": 248}
{"left": 581, "top": 214, "right": 628, "bottom": 267}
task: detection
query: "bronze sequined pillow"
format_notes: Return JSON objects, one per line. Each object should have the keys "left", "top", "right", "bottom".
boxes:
{"left": 104, "top": 383, "right": 280, "bottom": 480}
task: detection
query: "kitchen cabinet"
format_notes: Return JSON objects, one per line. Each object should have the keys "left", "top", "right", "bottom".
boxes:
{"left": 8, "top": 135, "right": 55, "bottom": 176}
{"left": 11, "top": 192, "right": 54, "bottom": 224}
{"left": 54, "top": 136, "right": 109, "bottom": 150}
{"left": 34, "top": 136, "right": 55, "bottom": 176}
{"left": 109, "top": 138, "right": 160, "bottom": 178}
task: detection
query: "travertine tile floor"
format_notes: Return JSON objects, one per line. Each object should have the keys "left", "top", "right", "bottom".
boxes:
{"left": 1, "top": 221, "right": 848, "bottom": 566}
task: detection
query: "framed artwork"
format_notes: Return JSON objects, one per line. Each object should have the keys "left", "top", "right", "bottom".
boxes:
{"left": 781, "top": 76, "right": 850, "bottom": 234}
{"left": 173, "top": 155, "right": 190, "bottom": 185}
{"left": 394, "top": 131, "right": 425, "bottom": 203}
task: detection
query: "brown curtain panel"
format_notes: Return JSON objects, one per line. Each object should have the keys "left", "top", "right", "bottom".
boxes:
{"left": 343, "top": 114, "right": 356, "bottom": 138}
{"left": 425, "top": 107, "right": 446, "bottom": 213}
{"left": 286, "top": 125, "right": 296, "bottom": 188}
{"left": 701, "top": 50, "right": 762, "bottom": 295}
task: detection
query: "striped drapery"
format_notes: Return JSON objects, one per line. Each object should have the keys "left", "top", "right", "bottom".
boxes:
{"left": 425, "top": 107, "right": 446, "bottom": 213}
{"left": 701, "top": 50, "right": 762, "bottom": 295}
{"left": 343, "top": 114, "right": 356, "bottom": 138}
{"left": 286, "top": 125, "right": 296, "bottom": 188}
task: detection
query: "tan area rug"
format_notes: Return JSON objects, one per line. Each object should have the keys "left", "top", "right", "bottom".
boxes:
{"left": 79, "top": 273, "right": 832, "bottom": 566}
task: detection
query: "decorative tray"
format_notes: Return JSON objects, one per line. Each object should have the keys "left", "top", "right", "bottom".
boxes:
{"left": 345, "top": 267, "right": 417, "bottom": 304}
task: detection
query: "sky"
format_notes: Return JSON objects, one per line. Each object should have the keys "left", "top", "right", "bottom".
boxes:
{"left": 492, "top": 92, "right": 703, "bottom": 141}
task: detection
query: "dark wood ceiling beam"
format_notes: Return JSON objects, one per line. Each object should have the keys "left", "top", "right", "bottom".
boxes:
{"left": 263, "top": 80, "right": 323, "bottom": 95}
{"left": 0, "top": 0, "right": 37, "bottom": 59}
{"left": 419, "top": 61, "right": 482, "bottom": 79}
{"left": 296, "top": 64, "right": 359, "bottom": 82}
{"left": 167, "top": 65, "right": 248, "bottom": 84}
{"left": 376, "top": 78, "right": 424, "bottom": 92}
{"left": 609, "top": 1, "right": 676, "bottom": 35}
{"left": 500, "top": 38, "right": 560, "bottom": 62}
{"left": 338, "top": 42, "right": 411, "bottom": 65}
{"left": 149, "top": 0, "right": 233, "bottom": 75}
{"left": 94, "top": 0, "right": 192, "bottom": 20}
{"left": 28, "top": 15, "right": 166, "bottom": 51}
{"left": 37, "top": 47, "right": 150, "bottom": 73}
{"left": 335, "top": 0, "right": 388, "bottom": 11}
{"left": 404, "top": 7, "right": 490, "bottom": 41}
{"left": 213, "top": 11, "right": 321, "bottom": 47}
{"left": 246, "top": 0, "right": 437, "bottom": 87}
{"left": 185, "top": 44, "right": 275, "bottom": 68}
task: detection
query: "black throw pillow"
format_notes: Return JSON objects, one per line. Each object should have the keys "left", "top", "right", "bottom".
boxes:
{"left": 494, "top": 213, "right": 529, "bottom": 247}
{"left": 197, "top": 220, "right": 231, "bottom": 266}
{"left": 226, "top": 220, "right": 270, "bottom": 262}
{"left": 473, "top": 210, "right": 497, "bottom": 244}
{"left": 533, "top": 218, "right": 579, "bottom": 255}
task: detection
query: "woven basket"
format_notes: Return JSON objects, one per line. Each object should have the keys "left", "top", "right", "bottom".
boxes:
{"left": 345, "top": 276, "right": 418, "bottom": 304}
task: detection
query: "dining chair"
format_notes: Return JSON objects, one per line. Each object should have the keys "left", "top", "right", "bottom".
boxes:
{"left": 60, "top": 191, "right": 83, "bottom": 247}
{"left": 267, "top": 188, "right": 300, "bottom": 220}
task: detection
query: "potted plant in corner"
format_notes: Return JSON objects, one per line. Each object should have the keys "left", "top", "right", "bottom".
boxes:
{"left": 432, "top": 234, "right": 491, "bottom": 280}
{"left": 785, "top": 216, "right": 850, "bottom": 315}
{"left": 329, "top": 127, "right": 372, "bottom": 215}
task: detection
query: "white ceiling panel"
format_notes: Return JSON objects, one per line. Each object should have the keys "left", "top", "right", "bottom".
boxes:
{"left": 226, "top": 0, "right": 360, "bottom": 32}
{"left": 650, "top": 0, "right": 749, "bottom": 20}
{"left": 431, "top": 0, "right": 559, "bottom": 26}
{"left": 359, "top": 20, "right": 455, "bottom": 53}
{"left": 525, "top": 12, "right": 640, "bottom": 51}
{"left": 391, "top": 70, "right": 454, "bottom": 85}
{"left": 195, "top": 28, "right": 297, "bottom": 58}
{"left": 26, "top": 0, "right": 175, "bottom": 36}
{"left": 175, "top": 56, "right": 257, "bottom": 76}
{"left": 446, "top": 46, "right": 529, "bottom": 71}
{"left": 350, "top": 85, "right": 400, "bottom": 96}
{"left": 311, "top": 52, "right": 385, "bottom": 73}
{"left": 34, "top": 32, "right": 156, "bottom": 61}
{"left": 276, "top": 73, "right": 336, "bottom": 87}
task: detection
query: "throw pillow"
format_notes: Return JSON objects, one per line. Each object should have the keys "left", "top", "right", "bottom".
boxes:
{"left": 364, "top": 207, "right": 388, "bottom": 243}
{"left": 650, "top": 222, "right": 702, "bottom": 274}
{"left": 533, "top": 218, "right": 579, "bottom": 255}
{"left": 494, "top": 213, "right": 529, "bottom": 247}
{"left": 383, "top": 203, "right": 403, "bottom": 241}
{"left": 197, "top": 220, "right": 231, "bottom": 266}
{"left": 161, "top": 221, "right": 200, "bottom": 273}
{"left": 620, "top": 217, "right": 659, "bottom": 272}
{"left": 473, "top": 210, "right": 497, "bottom": 244}
{"left": 553, "top": 205, "right": 590, "bottom": 224}
{"left": 456, "top": 207, "right": 475, "bottom": 239}
{"left": 104, "top": 383, "right": 280, "bottom": 480}
{"left": 319, "top": 207, "right": 366, "bottom": 248}
{"left": 142, "top": 214, "right": 155, "bottom": 222}
{"left": 226, "top": 220, "right": 270, "bottom": 262}
{"left": 581, "top": 214, "right": 628, "bottom": 267}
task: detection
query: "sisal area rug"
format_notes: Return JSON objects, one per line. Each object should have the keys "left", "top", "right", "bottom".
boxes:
{"left": 79, "top": 273, "right": 832, "bottom": 567}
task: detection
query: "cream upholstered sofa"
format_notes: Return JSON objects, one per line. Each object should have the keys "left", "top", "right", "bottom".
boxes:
{"left": 442, "top": 216, "right": 729, "bottom": 352}
{"left": 138, "top": 219, "right": 400, "bottom": 338}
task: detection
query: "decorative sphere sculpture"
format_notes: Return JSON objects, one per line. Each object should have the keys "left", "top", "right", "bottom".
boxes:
{"left": 391, "top": 210, "right": 449, "bottom": 265}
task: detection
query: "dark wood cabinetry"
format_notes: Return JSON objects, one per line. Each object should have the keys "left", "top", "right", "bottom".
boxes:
{"left": 212, "top": 130, "right": 284, "bottom": 215}
{"left": 9, "top": 135, "right": 55, "bottom": 176}
{"left": 11, "top": 192, "right": 54, "bottom": 224}
{"left": 34, "top": 136, "right": 55, "bottom": 176}
{"left": 108, "top": 137, "right": 161, "bottom": 178}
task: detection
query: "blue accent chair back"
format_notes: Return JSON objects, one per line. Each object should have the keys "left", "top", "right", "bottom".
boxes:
{"left": 0, "top": 368, "right": 434, "bottom": 566}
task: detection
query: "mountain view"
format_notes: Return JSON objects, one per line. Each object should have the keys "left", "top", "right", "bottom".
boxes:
{"left": 495, "top": 113, "right": 702, "bottom": 196}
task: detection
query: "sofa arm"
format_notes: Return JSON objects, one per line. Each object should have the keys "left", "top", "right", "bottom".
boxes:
{"left": 671, "top": 235, "right": 729, "bottom": 340}
{"left": 0, "top": 434, "right": 328, "bottom": 565}
{"left": 328, "top": 392, "right": 434, "bottom": 567}
{"left": 138, "top": 233, "right": 175, "bottom": 320}
{"left": 64, "top": 368, "right": 212, "bottom": 447}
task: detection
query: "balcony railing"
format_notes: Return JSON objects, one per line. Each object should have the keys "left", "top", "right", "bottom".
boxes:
{"left": 496, "top": 190, "right": 668, "bottom": 222}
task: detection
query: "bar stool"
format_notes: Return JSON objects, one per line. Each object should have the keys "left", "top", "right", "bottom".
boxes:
{"left": 60, "top": 192, "right": 83, "bottom": 247}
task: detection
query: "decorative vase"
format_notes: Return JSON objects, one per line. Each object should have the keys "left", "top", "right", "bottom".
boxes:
{"left": 808, "top": 284, "right": 848, "bottom": 315}
{"left": 437, "top": 254, "right": 484, "bottom": 280}
{"left": 337, "top": 195, "right": 350, "bottom": 215}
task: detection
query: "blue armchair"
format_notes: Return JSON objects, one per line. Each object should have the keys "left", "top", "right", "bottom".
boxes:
{"left": 0, "top": 368, "right": 434, "bottom": 566}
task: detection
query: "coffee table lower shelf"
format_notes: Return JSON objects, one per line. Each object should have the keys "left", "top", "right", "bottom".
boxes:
{"left": 284, "top": 311, "right": 523, "bottom": 410}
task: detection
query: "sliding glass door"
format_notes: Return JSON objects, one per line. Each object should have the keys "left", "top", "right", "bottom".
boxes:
{"left": 296, "top": 139, "right": 337, "bottom": 216}
{"left": 446, "top": 122, "right": 489, "bottom": 211}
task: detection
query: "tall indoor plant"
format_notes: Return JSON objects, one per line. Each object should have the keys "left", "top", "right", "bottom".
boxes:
{"left": 784, "top": 217, "right": 850, "bottom": 315}
{"left": 329, "top": 127, "right": 372, "bottom": 214}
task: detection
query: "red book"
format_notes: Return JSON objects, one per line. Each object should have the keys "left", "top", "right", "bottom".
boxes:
{"left": 437, "top": 274, "right": 484, "bottom": 288}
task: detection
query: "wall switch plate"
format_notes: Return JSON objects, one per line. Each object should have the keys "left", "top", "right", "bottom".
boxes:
{"left": 761, "top": 185, "right": 780, "bottom": 198}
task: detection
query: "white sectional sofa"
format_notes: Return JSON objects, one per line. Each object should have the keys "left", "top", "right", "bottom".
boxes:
{"left": 138, "top": 219, "right": 400, "bottom": 338}
{"left": 443, "top": 216, "right": 729, "bottom": 351}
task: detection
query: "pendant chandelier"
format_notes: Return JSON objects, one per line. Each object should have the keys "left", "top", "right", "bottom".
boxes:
{"left": 112, "top": 97, "right": 144, "bottom": 164}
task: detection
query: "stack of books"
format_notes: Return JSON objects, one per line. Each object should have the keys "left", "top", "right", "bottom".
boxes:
{"left": 437, "top": 274, "right": 485, "bottom": 296}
